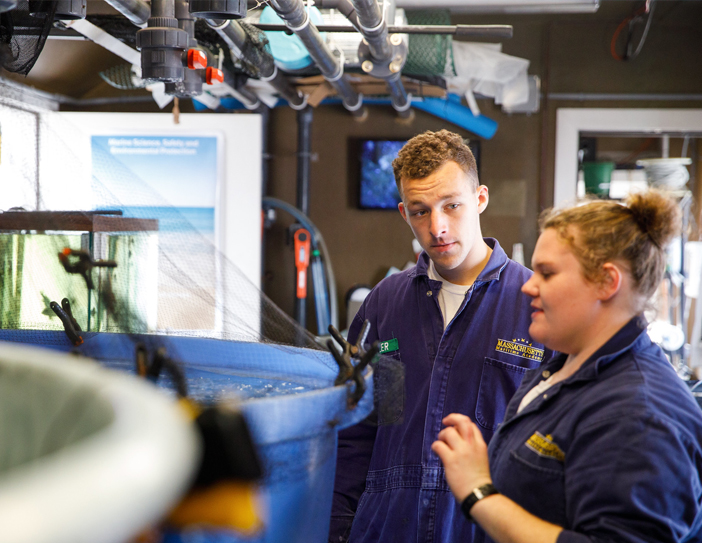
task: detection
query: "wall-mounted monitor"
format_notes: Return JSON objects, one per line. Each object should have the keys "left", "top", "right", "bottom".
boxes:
{"left": 357, "top": 138, "right": 481, "bottom": 210}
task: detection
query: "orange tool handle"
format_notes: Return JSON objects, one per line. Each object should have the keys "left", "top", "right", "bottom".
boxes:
{"left": 294, "top": 229, "right": 311, "bottom": 299}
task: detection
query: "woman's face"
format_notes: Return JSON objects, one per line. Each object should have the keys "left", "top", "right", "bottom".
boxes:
{"left": 521, "top": 228, "right": 604, "bottom": 355}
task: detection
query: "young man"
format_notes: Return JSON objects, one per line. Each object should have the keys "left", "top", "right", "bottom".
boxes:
{"left": 330, "top": 130, "right": 548, "bottom": 543}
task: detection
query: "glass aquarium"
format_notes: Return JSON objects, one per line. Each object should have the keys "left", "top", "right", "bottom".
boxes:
{"left": 0, "top": 211, "right": 158, "bottom": 333}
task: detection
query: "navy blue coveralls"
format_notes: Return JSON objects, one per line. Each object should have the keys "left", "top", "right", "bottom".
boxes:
{"left": 488, "top": 316, "right": 702, "bottom": 543}
{"left": 330, "top": 239, "right": 548, "bottom": 543}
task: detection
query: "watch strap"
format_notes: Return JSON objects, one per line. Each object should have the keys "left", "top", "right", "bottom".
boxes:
{"left": 460, "top": 483, "right": 499, "bottom": 521}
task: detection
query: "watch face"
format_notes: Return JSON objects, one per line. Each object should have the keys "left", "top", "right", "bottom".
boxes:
{"left": 461, "top": 484, "right": 499, "bottom": 521}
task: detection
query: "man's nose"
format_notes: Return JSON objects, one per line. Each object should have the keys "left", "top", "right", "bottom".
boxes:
{"left": 430, "top": 212, "right": 448, "bottom": 238}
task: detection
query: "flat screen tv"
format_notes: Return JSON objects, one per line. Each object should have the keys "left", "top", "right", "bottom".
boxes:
{"left": 358, "top": 138, "right": 481, "bottom": 210}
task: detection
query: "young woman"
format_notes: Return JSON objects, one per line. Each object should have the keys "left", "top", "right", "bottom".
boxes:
{"left": 432, "top": 190, "right": 702, "bottom": 543}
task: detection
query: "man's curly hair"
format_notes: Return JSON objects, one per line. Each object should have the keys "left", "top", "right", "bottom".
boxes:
{"left": 392, "top": 130, "right": 478, "bottom": 196}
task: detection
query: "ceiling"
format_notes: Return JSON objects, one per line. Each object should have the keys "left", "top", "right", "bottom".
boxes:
{"left": 0, "top": 0, "right": 698, "bottom": 105}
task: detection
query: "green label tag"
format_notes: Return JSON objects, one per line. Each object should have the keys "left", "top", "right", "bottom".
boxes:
{"left": 379, "top": 338, "right": 399, "bottom": 354}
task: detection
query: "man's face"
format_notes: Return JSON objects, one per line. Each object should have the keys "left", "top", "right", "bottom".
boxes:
{"left": 398, "top": 161, "right": 488, "bottom": 282}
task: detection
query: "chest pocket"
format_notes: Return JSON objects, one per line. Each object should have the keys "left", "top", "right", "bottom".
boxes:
{"left": 374, "top": 352, "right": 405, "bottom": 425}
{"left": 501, "top": 441, "right": 566, "bottom": 524}
{"left": 475, "top": 357, "right": 528, "bottom": 431}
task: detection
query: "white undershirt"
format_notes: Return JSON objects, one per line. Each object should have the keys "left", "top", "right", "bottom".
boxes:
{"left": 517, "top": 374, "right": 556, "bottom": 413}
{"left": 427, "top": 260, "right": 471, "bottom": 329}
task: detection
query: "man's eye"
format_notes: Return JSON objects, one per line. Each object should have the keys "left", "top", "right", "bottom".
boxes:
{"left": 413, "top": 210, "right": 427, "bottom": 217}
{"left": 447, "top": 203, "right": 460, "bottom": 210}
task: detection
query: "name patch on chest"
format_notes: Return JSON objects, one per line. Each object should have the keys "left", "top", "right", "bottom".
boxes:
{"left": 526, "top": 432, "right": 565, "bottom": 462}
{"left": 495, "top": 338, "right": 544, "bottom": 362}
{"left": 378, "top": 338, "right": 399, "bottom": 354}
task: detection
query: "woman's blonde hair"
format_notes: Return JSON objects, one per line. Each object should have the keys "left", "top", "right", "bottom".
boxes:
{"left": 540, "top": 190, "right": 681, "bottom": 303}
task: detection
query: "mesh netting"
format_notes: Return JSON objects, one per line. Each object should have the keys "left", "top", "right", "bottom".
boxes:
{"left": 0, "top": 96, "right": 332, "bottom": 365}
{"left": 0, "top": 0, "right": 56, "bottom": 75}
{"left": 404, "top": 9, "right": 455, "bottom": 77}
{"left": 0, "top": 88, "right": 402, "bottom": 419}
{"left": 237, "top": 21, "right": 275, "bottom": 79}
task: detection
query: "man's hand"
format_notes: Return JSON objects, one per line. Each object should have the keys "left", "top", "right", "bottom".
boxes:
{"left": 431, "top": 413, "right": 492, "bottom": 502}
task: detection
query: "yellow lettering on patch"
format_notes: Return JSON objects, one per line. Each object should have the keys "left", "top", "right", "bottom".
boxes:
{"left": 525, "top": 432, "right": 565, "bottom": 462}
{"left": 495, "top": 338, "right": 544, "bottom": 362}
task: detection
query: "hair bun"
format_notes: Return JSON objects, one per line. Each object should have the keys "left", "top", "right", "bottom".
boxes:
{"left": 625, "top": 190, "right": 681, "bottom": 249}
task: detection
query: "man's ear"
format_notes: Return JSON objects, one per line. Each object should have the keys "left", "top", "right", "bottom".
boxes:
{"left": 599, "top": 262, "right": 623, "bottom": 301}
{"left": 477, "top": 185, "right": 489, "bottom": 215}
{"left": 398, "top": 201, "right": 409, "bottom": 223}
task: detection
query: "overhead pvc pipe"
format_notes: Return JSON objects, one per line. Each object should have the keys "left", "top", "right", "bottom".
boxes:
{"left": 352, "top": 0, "right": 391, "bottom": 59}
{"left": 102, "top": 0, "right": 302, "bottom": 106}
{"left": 343, "top": 0, "right": 411, "bottom": 117}
{"left": 206, "top": 19, "right": 306, "bottom": 109}
{"left": 104, "top": 0, "right": 150, "bottom": 26}
{"left": 267, "top": 0, "right": 364, "bottom": 115}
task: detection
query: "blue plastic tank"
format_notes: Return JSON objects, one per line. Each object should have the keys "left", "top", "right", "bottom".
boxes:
{"left": 0, "top": 330, "right": 373, "bottom": 543}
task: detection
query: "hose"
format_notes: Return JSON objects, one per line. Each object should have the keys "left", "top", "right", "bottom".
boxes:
{"left": 261, "top": 197, "right": 339, "bottom": 330}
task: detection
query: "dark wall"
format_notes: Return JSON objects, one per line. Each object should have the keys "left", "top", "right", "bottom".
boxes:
{"left": 263, "top": 1, "right": 702, "bottom": 332}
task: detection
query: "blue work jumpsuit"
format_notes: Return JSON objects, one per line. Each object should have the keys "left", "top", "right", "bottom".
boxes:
{"left": 487, "top": 316, "right": 702, "bottom": 543}
{"left": 330, "top": 239, "right": 548, "bottom": 543}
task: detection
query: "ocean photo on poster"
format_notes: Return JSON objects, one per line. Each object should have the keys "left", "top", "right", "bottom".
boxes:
{"left": 90, "top": 135, "right": 220, "bottom": 330}
{"left": 91, "top": 135, "right": 218, "bottom": 242}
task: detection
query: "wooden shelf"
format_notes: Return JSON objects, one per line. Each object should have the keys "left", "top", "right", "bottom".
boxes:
{"left": 0, "top": 212, "right": 159, "bottom": 232}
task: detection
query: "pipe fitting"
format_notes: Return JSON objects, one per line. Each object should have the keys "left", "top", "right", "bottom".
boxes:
{"left": 357, "top": 35, "right": 407, "bottom": 79}
{"left": 267, "top": 0, "right": 361, "bottom": 113}
{"left": 136, "top": 0, "right": 189, "bottom": 82}
{"left": 189, "top": 0, "right": 247, "bottom": 19}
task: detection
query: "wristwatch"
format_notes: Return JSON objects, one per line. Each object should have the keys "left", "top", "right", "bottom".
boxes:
{"left": 460, "top": 483, "right": 499, "bottom": 521}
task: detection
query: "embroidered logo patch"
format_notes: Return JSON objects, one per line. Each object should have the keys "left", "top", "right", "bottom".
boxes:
{"left": 495, "top": 338, "right": 544, "bottom": 362}
{"left": 526, "top": 432, "right": 565, "bottom": 462}
{"left": 378, "top": 338, "right": 399, "bottom": 354}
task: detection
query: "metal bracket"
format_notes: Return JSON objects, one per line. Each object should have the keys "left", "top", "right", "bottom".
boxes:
{"left": 358, "top": 35, "right": 407, "bottom": 79}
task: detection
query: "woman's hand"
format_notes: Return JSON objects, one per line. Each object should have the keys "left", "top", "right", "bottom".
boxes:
{"left": 431, "top": 413, "right": 493, "bottom": 502}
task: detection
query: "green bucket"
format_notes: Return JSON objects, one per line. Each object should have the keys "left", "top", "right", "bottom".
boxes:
{"left": 582, "top": 162, "right": 615, "bottom": 197}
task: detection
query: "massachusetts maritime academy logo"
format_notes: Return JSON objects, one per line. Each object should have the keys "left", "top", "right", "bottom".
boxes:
{"left": 495, "top": 338, "right": 544, "bottom": 362}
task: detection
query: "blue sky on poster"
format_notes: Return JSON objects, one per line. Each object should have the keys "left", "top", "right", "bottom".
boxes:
{"left": 91, "top": 135, "right": 218, "bottom": 208}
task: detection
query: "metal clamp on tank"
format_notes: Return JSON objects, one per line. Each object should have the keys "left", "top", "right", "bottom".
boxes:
{"left": 50, "top": 298, "right": 83, "bottom": 346}
{"left": 328, "top": 321, "right": 379, "bottom": 408}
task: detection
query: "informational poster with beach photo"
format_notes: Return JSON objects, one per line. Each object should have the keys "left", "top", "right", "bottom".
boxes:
{"left": 91, "top": 135, "right": 218, "bottom": 241}
{"left": 91, "top": 134, "right": 220, "bottom": 331}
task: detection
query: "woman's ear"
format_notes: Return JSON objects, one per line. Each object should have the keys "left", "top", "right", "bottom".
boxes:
{"left": 598, "top": 262, "right": 623, "bottom": 301}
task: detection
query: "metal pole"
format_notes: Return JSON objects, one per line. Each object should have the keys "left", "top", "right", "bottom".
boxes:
{"left": 294, "top": 106, "right": 313, "bottom": 327}
{"left": 252, "top": 23, "right": 513, "bottom": 38}
{"left": 297, "top": 106, "right": 313, "bottom": 216}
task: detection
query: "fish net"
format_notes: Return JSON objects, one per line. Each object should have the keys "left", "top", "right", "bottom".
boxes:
{"left": 0, "top": 79, "right": 403, "bottom": 420}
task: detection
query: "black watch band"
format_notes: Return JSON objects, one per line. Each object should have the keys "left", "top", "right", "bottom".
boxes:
{"left": 460, "top": 483, "right": 499, "bottom": 521}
